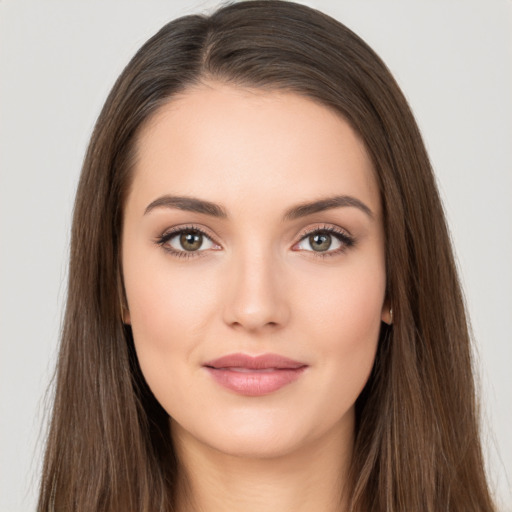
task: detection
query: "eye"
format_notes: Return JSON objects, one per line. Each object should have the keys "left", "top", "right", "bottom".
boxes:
{"left": 155, "top": 226, "right": 220, "bottom": 258}
{"left": 294, "top": 226, "right": 355, "bottom": 256}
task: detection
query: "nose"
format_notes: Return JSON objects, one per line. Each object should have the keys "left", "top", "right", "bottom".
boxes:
{"left": 222, "top": 248, "right": 290, "bottom": 333}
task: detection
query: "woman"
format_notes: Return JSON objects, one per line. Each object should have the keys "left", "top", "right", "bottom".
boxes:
{"left": 37, "top": 1, "right": 496, "bottom": 511}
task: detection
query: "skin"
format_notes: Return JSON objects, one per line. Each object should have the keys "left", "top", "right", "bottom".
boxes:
{"left": 122, "top": 82, "right": 390, "bottom": 512}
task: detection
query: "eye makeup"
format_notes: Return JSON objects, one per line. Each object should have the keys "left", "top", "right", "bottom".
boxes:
{"left": 154, "top": 223, "right": 356, "bottom": 260}
{"left": 154, "top": 224, "right": 219, "bottom": 259}
{"left": 293, "top": 224, "right": 355, "bottom": 258}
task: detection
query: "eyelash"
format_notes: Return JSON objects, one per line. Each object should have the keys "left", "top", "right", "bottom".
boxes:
{"left": 154, "top": 224, "right": 355, "bottom": 260}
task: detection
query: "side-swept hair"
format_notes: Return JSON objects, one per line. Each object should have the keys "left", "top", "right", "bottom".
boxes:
{"left": 38, "top": 2, "right": 495, "bottom": 511}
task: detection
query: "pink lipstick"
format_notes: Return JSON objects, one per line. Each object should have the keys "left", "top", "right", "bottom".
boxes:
{"left": 203, "top": 353, "right": 307, "bottom": 396}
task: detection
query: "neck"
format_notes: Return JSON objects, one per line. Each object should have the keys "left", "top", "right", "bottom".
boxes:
{"left": 172, "top": 421, "right": 354, "bottom": 512}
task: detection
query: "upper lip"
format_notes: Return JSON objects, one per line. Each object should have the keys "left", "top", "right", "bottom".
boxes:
{"left": 204, "top": 353, "right": 307, "bottom": 370}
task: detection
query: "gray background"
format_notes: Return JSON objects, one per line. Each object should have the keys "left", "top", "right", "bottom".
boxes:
{"left": 1, "top": 1, "right": 511, "bottom": 510}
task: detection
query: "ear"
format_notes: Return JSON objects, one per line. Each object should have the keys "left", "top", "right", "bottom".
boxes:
{"left": 118, "top": 266, "right": 131, "bottom": 324}
{"left": 381, "top": 298, "right": 393, "bottom": 325}
{"left": 119, "top": 289, "right": 131, "bottom": 325}
{"left": 123, "top": 306, "right": 131, "bottom": 325}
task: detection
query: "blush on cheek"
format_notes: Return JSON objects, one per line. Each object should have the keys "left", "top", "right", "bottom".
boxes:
{"left": 308, "top": 274, "right": 384, "bottom": 335}
{"left": 309, "top": 284, "right": 383, "bottom": 387}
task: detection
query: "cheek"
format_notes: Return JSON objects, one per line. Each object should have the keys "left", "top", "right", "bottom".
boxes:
{"left": 123, "top": 268, "right": 217, "bottom": 422}
{"left": 125, "top": 264, "right": 219, "bottom": 357}
{"left": 296, "top": 256, "right": 385, "bottom": 399}
{"left": 300, "top": 251, "right": 385, "bottom": 338}
{"left": 121, "top": 240, "right": 220, "bottom": 397}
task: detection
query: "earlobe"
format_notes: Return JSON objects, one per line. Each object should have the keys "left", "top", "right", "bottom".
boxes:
{"left": 118, "top": 267, "right": 131, "bottom": 324}
{"left": 119, "top": 291, "right": 131, "bottom": 324}
{"left": 381, "top": 301, "right": 393, "bottom": 325}
{"left": 123, "top": 307, "right": 131, "bottom": 325}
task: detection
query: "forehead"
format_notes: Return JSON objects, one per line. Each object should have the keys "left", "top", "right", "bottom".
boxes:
{"left": 128, "top": 82, "right": 380, "bottom": 217}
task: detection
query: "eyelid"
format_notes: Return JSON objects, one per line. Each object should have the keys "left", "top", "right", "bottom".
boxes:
{"left": 158, "top": 223, "right": 219, "bottom": 243}
{"left": 293, "top": 223, "right": 355, "bottom": 257}
{"left": 154, "top": 222, "right": 355, "bottom": 259}
{"left": 154, "top": 224, "right": 221, "bottom": 258}
{"left": 295, "top": 223, "right": 352, "bottom": 242}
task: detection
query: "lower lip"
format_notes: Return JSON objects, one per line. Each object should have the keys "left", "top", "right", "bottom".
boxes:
{"left": 205, "top": 367, "right": 307, "bottom": 396}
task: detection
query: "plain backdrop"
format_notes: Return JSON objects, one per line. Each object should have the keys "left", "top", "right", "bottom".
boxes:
{"left": 1, "top": 1, "right": 511, "bottom": 510}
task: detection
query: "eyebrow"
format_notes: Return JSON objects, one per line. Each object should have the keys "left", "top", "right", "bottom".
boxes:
{"left": 144, "top": 194, "right": 373, "bottom": 220}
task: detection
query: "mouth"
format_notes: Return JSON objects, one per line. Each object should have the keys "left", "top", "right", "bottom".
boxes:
{"left": 203, "top": 353, "right": 308, "bottom": 396}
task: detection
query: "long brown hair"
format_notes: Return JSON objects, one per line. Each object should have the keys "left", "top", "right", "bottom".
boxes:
{"left": 38, "top": 1, "right": 495, "bottom": 511}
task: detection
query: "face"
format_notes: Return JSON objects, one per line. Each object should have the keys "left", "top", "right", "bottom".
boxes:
{"left": 122, "top": 82, "right": 389, "bottom": 459}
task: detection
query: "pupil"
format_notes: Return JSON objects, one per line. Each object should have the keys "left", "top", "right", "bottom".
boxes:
{"left": 310, "top": 233, "right": 331, "bottom": 252}
{"left": 180, "top": 231, "right": 202, "bottom": 251}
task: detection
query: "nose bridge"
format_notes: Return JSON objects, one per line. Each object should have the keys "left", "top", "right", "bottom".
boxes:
{"left": 223, "top": 239, "right": 288, "bottom": 332}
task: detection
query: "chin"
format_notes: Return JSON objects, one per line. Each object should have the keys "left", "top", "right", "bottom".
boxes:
{"left": 170, "top": 403, "right": 355, "bottom": 461}
{"left": 171, "top": 413, "right": 296, "bottom": 457}
{"left": 205, "top": 432, "right": 311, "bottom": 461}
{"left": 221, "top": 429, "right": 307, "bottom": 459}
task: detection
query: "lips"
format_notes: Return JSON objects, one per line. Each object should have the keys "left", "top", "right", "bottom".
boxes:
{"left": 203, "top": 353, "right": 308, "bottom": 396}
